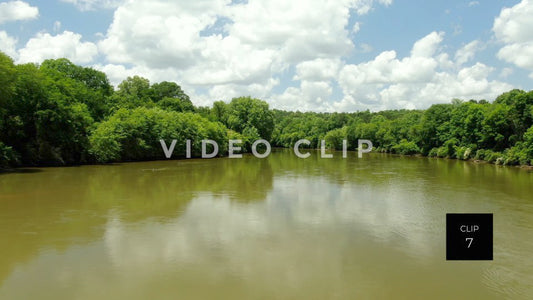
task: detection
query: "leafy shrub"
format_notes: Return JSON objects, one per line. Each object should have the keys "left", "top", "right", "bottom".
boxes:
{"left": 436, "top": 147, "right": 448, "bottom": 158}
{"left": 484, "top": 150, "right": 503, "bottom": 163}
{"left": 455, "top": 147, "right": 472, "bottom": 160}
{"left": 391, "top": 139, "right": 420, "bottom": 155}
{"left": 241, "top": 126, "right": 261, "bottom": 151}
{"left": 444, "top": 139, "right": 458, "bottom": 158}
{"left": 474, "top": 149, "right": 485, "bottom": 160}
{"left": 324, "top": 127, "right": 347, "bottom": 150}
{"left": 0, "top": 142, "right": 19, "bottom": 167}
{"left": 89, "top": 107, "right": 228, "bottom": 162}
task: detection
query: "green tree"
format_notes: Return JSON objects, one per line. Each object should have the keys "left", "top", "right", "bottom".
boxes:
{"left": 108, "top": 76, "right": 154, "bottom": 110}
{"left": 212, "top": 101, "right": 228, "bottom": 124}
{"left": 419, "top": 104, "right": 453, "bottom": 154}
{"left": 152, "top": 81, "right": 194, "bottom": 112}
{"left": 226, "top": 97, "right": 275, "bottom": 140}
{"left": 495, "top": 89, "right": 533, "bottom": 141}
{"left": 89, "top": 107, "right": 228, "bottom": 162}
{"left": 151, "top": 81, "right": 189, "bottom": 102}
{"left": 0, "top": 52, "right": 17, "bottom": 165}
{"left": 40, "top": 58, "right": 113, "bottom": 121}
{"left": 324, "top": 127, "right": 347, "bottom": 150}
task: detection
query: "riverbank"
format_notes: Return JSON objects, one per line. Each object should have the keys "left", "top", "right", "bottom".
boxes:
{"left": 2, "top": 148, "right": 533, "bottom": 173}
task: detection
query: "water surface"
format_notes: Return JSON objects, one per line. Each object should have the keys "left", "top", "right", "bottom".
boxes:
{"left": 1, "top": 151, "right": 532, "bottom": 299}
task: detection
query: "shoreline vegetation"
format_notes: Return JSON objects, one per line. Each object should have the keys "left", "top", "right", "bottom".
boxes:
{"left": 2, "top": 150, "right": 532, "bottom": 173}
{"left": 1, "top": 52, "right": 533, "bottom": 169}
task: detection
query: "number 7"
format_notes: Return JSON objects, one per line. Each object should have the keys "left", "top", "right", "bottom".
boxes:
{"left": 466, "top": 237, "right": 473, "bottom": 248}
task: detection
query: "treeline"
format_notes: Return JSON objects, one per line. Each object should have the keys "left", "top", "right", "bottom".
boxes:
{"left": 1, "top": 52, "right": 533, "bottom": 167}
{"left": 271, "top": 94, "right": 533, "bottom": 165}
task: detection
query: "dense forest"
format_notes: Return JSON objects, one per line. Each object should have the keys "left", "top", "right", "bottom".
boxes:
{"left": 1, "top": 51, "right": 533, "bottom": 168}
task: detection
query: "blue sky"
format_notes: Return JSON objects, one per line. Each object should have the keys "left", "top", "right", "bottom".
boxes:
{"left": 1, "top": 0, "right": 532, "bottom": 111}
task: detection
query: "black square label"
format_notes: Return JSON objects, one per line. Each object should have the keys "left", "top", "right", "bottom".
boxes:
{"left": 446, "top": 213, "right": 493, "bottom": 260}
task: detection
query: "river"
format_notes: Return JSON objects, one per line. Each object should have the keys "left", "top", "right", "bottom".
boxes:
{"left": 1, "top": 150, "right": 532, "bottom": 299}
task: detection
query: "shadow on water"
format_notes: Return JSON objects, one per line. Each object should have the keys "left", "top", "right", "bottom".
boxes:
{"left": 0, "top": 168, "right": 43, "bottom": 175}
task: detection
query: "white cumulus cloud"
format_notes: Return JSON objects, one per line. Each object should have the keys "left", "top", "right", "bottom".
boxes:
{"left": 18, "top": 31, "right": 98, "bottom": 64}
{"left": 96, "top": 0, "right": 391, "bottom": 108}
{"left": 87, "top": 0, "right": 514, "bottom": 112}
{"left": 493, "top": 0, "right": 533, "bottom": 75}
{"left": 0, "top": 1, "right": 38, "bottom": 24}
{"left": 455, "top": 40, "right": 481, "bottom": 66}
{"left": 271, "top": 80, "right": 334, "bottom": 112}
{"left": 411, "top": 31, "right": 444, "bottom": 57}
{"left": 0, "top": 31, "right": 18, "bottom": 58}
{"left": 333, "top": 32, "right": 512, "bottom": 111}
{"left": 293, "top": 58, "right": 342, "bottom": 82}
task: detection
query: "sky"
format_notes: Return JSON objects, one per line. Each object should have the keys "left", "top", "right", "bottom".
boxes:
{"left": 0, "top": 0, "right": 532, "bottom": 112}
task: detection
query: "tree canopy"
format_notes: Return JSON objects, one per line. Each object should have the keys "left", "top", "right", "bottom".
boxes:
{"left": 1, "top": 52, "right": 533, "bottom": 167}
